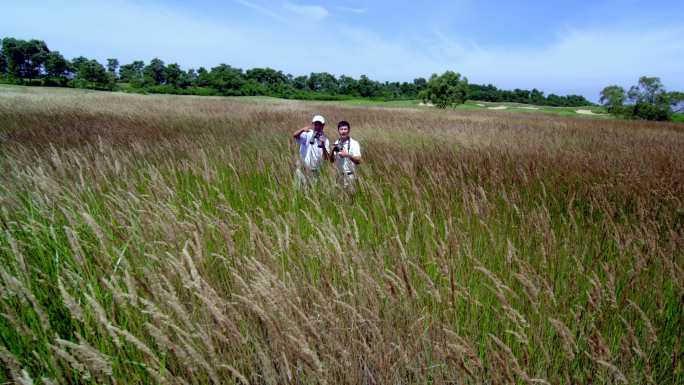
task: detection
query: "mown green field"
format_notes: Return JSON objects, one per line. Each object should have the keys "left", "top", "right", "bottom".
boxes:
{"left": 1, "top": 86, "right": 683, "bottom": 384}
{"left": 301, "top": 97, "right": 613, "bottom": 118}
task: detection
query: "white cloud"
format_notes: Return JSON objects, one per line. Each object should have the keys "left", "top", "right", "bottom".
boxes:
{"left": 336, "top": 6, "right": 367, "bottom": 14}
{"left": 234, "top": 0, "right": 287, "bottom": 22}
{"left": 284, "top": 2, "right": 329, "bottom": 21}
{"left": 428, "top": 25, "right": 684, "bottom": 98}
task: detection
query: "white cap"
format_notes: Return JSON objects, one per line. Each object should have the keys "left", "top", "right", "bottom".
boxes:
{"left": 312, "top": 115, "right": 326, "bottom": 124}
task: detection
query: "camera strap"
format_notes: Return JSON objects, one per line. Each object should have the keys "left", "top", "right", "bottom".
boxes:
{"left": 337, "top": 138, "right": 350, "bottom": 151}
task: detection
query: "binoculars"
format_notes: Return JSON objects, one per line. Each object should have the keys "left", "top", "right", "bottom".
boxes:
{"left": 309, "top": 131, "right": 321, "bottom": 145}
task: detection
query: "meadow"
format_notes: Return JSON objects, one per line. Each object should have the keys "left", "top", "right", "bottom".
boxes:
{"left": 0, "top": 85, "right": 683, "bottom": 384}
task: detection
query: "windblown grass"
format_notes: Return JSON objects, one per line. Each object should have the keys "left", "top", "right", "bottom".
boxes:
{"left": 1, "top": 87, "right": 683, "bottom": 384}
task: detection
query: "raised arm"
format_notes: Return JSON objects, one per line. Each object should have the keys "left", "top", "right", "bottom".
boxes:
{"left": 293, "top": 125, "right": 311, "bottom": 140}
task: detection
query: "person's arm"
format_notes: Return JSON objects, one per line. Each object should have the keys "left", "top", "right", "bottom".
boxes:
{"left": 352, "top": 141, "right": 362, "bottom": 164}
{"left": 293, "top": 125, "right": 310, "bottom": 141}
{"left": 348, "top": 153, "right": 361, "bottom": 164}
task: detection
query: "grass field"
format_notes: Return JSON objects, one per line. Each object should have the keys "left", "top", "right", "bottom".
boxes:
{"left": 1, "top": 85, "right": 683, "bottom": 384}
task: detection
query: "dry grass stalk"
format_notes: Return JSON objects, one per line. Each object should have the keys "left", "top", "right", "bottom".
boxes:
{"left": 221, "top": 364, "right": 251, "bottom": 385}
{"left": 58, "top": 278, "right": 84, "bottom": 322}
{"left": 55, "top": 336, "right": 113, "bottom": 382}
{"left": 1, "top": 87, "right": 682, "bottom": 384}
{"left": 0, "top": 346, "right": 24, "bottom": 383}
{"left": 548, "top": 318, "right": 577, "bottom": 361}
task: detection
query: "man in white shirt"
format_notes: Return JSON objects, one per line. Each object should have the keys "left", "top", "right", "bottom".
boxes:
{"left": 292, "top": 114, "right": 331, "bottom": 186}
{"left": 330, "top": 120, "right": 361, "bottom": 190}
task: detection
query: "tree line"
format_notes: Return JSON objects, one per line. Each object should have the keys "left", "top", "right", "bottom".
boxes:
{"left": 600, "top": 77, "right": 684, "bottom": 121}
{"left": 0, "top": 36, "right": 599, "bottom": 107}
{"left": 468, "top": 83, "right": 591, "bottom": 107}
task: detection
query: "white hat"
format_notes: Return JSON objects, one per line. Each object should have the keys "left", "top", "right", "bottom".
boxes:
{"left": 312, "top": 115, "right": 326, "bottom": 124}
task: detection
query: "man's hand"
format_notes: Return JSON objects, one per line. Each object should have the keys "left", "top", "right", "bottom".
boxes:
{"left": 339, "top": 150, "right": 361, "bottom": 164}
{"left": 293, "top": 126, "right": 311, "bottom": 140}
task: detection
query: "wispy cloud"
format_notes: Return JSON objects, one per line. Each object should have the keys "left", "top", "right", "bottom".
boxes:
{"left": 284, "top": 2, "right": 329, "bottom": 21}
{"left": 336, "top": 6, "right": 366, "bottom": 14}
{"left": 428, "top": 24, "right": 684, "bottom": 97}
{"left": 234, "top": 0, "right": 286, "bottom": 22}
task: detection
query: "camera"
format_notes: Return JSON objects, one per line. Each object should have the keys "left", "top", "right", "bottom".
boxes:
{"left": 332, "top": 144, "right": 342, "bottom": 153}
{"left": 309, "top": 131, "right": 321, "bottom": 145}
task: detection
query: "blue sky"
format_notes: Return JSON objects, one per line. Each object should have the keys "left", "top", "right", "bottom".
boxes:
{"left": 2, "top": 0, "right": 683, "bottom": 100}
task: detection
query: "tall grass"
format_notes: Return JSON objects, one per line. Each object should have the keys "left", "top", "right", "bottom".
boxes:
{"left": 1, "top": 87, "right": 683, "bottom": 384}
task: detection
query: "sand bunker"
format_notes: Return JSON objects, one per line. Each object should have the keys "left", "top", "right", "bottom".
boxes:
{"left": 488, "top": 106, "right": 508, "bottom": 110}
{"left": 575, "top": 109, "right": 606, "bottom": 115}
{"left": 476, "top": 103, "right": 485, "bottom": 107}
{"left": 519, "top": 106, "right": 540, "bottom": 110}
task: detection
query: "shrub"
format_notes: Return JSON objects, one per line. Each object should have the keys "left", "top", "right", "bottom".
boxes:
{"left": 419, "top": 71, "right": 469, "bottom": 108}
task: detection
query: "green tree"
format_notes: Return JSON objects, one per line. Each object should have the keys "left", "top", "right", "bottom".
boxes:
{"left": 338, "top": 75, "right": 358, "bottom": 95}
{"left": 186, "top": 68, "right": 198, "bottom": 87}
{"left": 413, "top": 77, "right": 427, "bottom": 93}
{"left": 22, "top": 39, "right": 49, "bottom": 80}
{"left": 530, "top": 88, "right": 544, "bottom": 104}
{"left": 74, "top": 59, "right": 114, "bottom": 90}
{"left": 209, "top": 64, "right": 244, "bottom": 95}
{"left": 196, "top": 67, "right": 211, "bottom": 87}
{"left": 468, "top": 83, "right": 498, "bottom": 102}
{"left": 268, "top": 81, "right": 295, "bottom": 97}
{"left": 119, "top": 60, "right": 145, "bottom": 85}
{"left": 245, "top": 67, "right": 287, "bottom": 86}
{"left": 0, "top": 48, "right": 7, "bottom": 75}
{"left": 419, "top": 71, "right": 469, "bottom": 108}
{"left": 631, "top": 102, "right": 671, "bottom": 121}
{"left": 144, "top": 58, "right": 167, "bottom": 85}
{"left": 245, "top": 67, "right": 288, "bottom": 95}
{"left": 106, "top": 58, "right": 119, "bottom": 79}
{"left": 44, "top": 51, "right": 70, "bottom": 85}
{"left": 564, "top": 95, "right": 591, "bottom": 107}
{"left": 546, "top": 94, "right": 562, "bottom": 106}
{"left": 357, "top": 75, "right": 379, "bottom": 97}
{"left": 381, "top": 81, "right": 402, "bottom": 98}
{"left": 628, "top": 76, "right": 665, "bottom": 105}
{"left": 668, "top": 91, "right": 684, "bottom": 113}
{"left": 2, "top": 38, "right": 50, "bottom": 80}
{"left": 307, "top": 72, "right": 338, "bottom": 93}
{"left": 623, "top": 76, "right": 672, "bottom": 121}
{"left": 513, "top": 88, "right": 530, "bottom": 103}
{"left": 165, "top": 63, "right": 184, "bottom": 87}
{"left": 71, "top": 56, "right": 89, "bottom": 72}
{"left": 239, "top": 80, "right": 267, "bottom": 96}
{"left": 292, "top": 75, "right": 308, "bottom": 90}
{"left": 599, "top": 85, "right": 626, "bottom": 112}
{"left": 399, "top": 82, "right": 417, "bottom": 98}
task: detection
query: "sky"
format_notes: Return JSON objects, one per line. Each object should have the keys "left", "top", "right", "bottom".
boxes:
{"left": 2, "top": 0, "right": 683, "bottom": 101}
